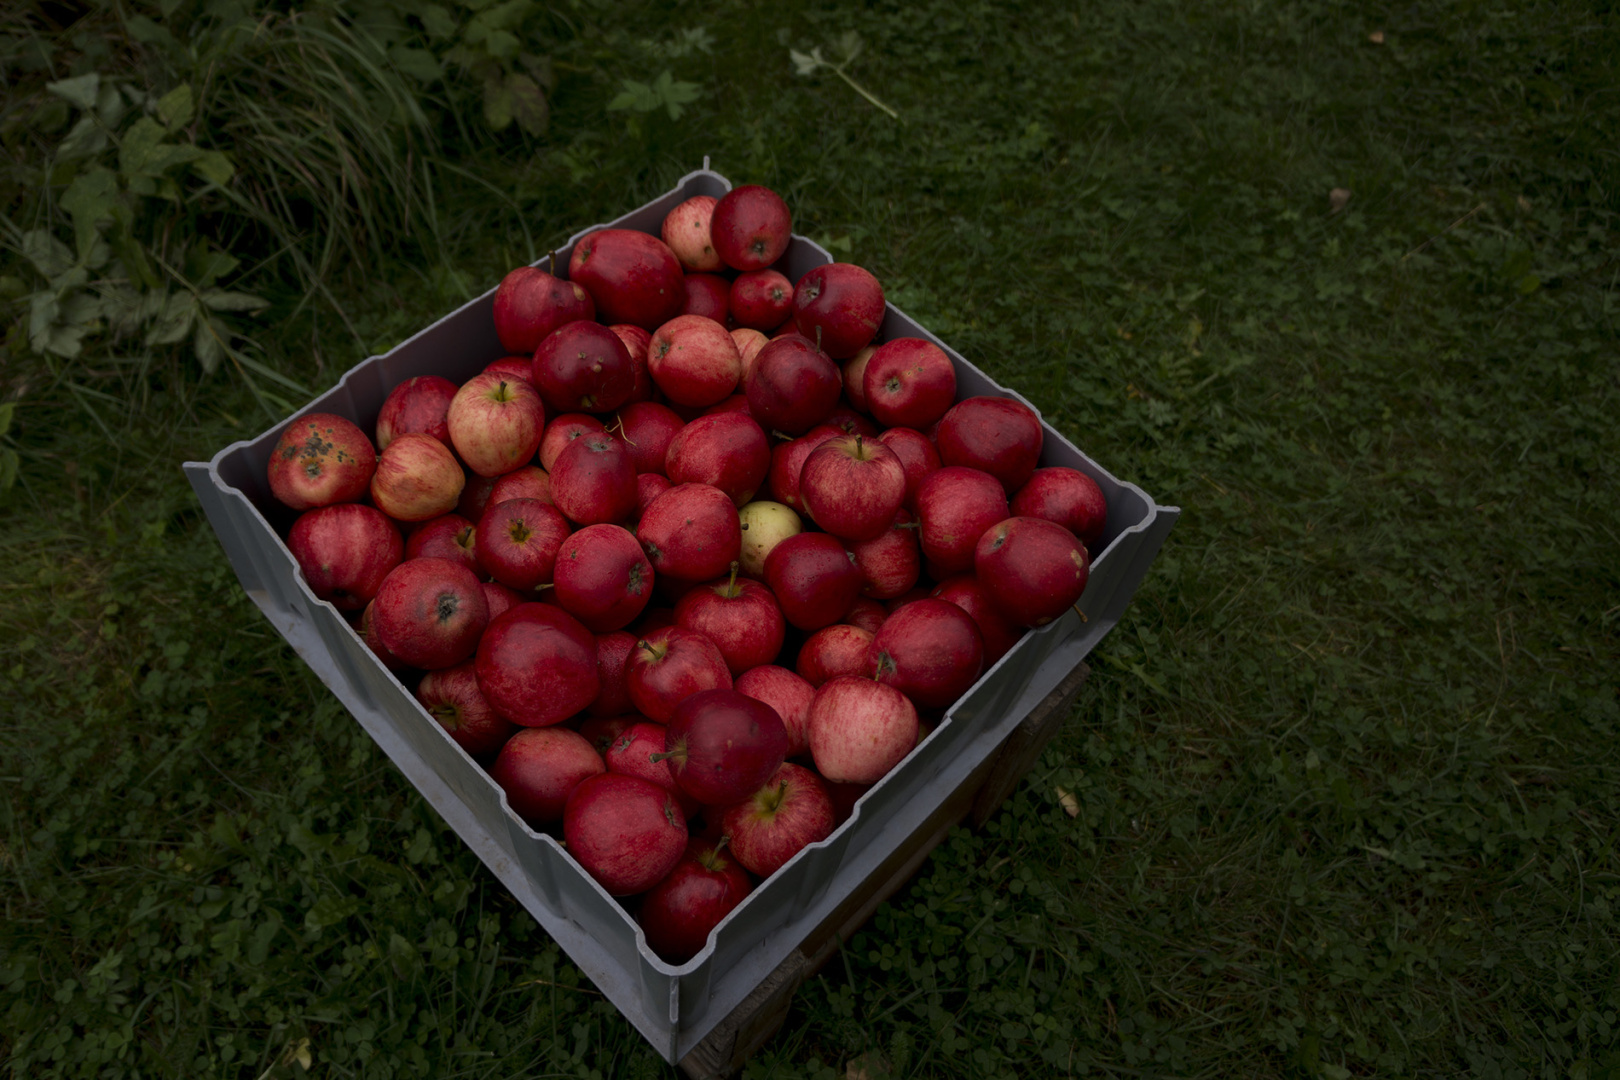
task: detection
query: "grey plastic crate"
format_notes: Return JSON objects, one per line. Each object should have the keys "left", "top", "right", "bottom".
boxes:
{"left": 183, "top": 165, "right": 1178, "bottom": 1063}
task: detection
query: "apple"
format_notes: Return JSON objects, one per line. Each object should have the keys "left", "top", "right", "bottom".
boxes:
{"left": 371, "top": 434, "right": 464, "bottom": 522}
{"left": 475, "top": 497, "right": 571, "bottom": 591}
{"left": 492, "top": 727, "right": 605, "bottom": 825}
{"left": 615, "top": 401, "right": 685, "bottom": 476}
{"left": 876, "top": 427, "right": 941, "bottom": 512}
{"left": 489, "top": 464, "right": 551, "bottom": 507}
{"left": 375, "top": 375, "right": 457, "bottom": 450}
{"left": 766, "top": 424, "right": 842, "bottom": 510}
{"left": 935, "top": 396, "right": 1044, "bottom": 492}
{"left": 637, "top": 472, "right": 672, "bottom": 518}
{"left": 484, "top": 355, "right": 536, "bottom": 384}
{"left": 733, "top": 664, "right": 815, "bottom": 756}
{"left": 682, "top": 272, "right": 731, "bottom": 323}
{"left": 267, "top": 412, "right": 376, "bottom": 511}
{"left": 1011, "top": 467, "right": 1109, "bottom": 549}
{"left": 807, "top": 676, "right": 918, "bottom": 784}
{"left": 416, "top": 660, "right": 517, "bottom": 757}
{"left": 625, "top": 626, "right": 733, "bottom": 721}
{"left": 884, "top": 587, "right": 930, "bottom": 613}
{"left": 927, "top": 574, "right": 1023, "bottom": 664}
{"left": 552, "top": 523, "right": 654, "bottom": 632}
{"left": 665, "top": 411, "right": 770, "bottom": 507}
{"left": 403, "top": 513, "right": 479, "bottom": 576}
{"left": 358, "top": 600, "right": 406, "bottom": 671}
{"left": 795, "top": 624, "right": 875, "bottom": 686}
{"left": 825, "top": 403, "right": 880, "bottom": 439}
{"left": 736, "top": 500, "right": 801, "bottom": 578}
{"left": 763, "top": 532, "right": 863, "bottom": 631}
{"left": 914, "top": 465, "right": 1009, "bottom": 576}
{"left": 482, "top": 581, "right": 524, "bottom": 622}
{"left": 287, "top": 503, "right": 402, "bottom": 611}
{"left": 720, "top": 762, "right": 834, "bottom": 878}
{"left": 568, "top": 228, "right": 685, "bottom": 330}
{"left": 538, "top": 414, "right": 605, "bottom": 472}
{"left": 848, "top": 509, "right": 920, "bottom": 599}
{"left": 532, "top": 320, "right": 637, "bottom": 415}
{"left": 447, "top": 372, "right": 547, "bottom": 478}
{"left": 475, "top": 602, "right": 600, "bottom": 726}
{"left": 704, "top": 394, "right": 751, "bottom": 417}
{"left": 662, "top": 688, "right": 789, "bottom": 805}
{"left": 638, "top": 839, "right": 753, "bottom": 963}
{"left": 674, "top": 563, "right": 786, "bottom": 674}
{"left": 637, "top": 483, "right": 742, "bottom": 582}
{"left": 492, "top": 265, "right": 595, "bottom": 354}
{"left": 605, "top": 720, "right": 698, "bottom": 816}
{"left": 844, "top": 597, "right": 888, "bottom": 634}
{"left": 587, "top": 630, "right": 638, "bottom": 718}
{"left": 798, "top": 434, "right": 906, "bottom": 542}
{"left": 608, "top": 323, "right": 656, "bottom": 404}
{"left": 648, "top": 315, "right": 742, "bottom": 407}
{"left": 975, "top": 517, "right": 1090, "bottom": 627}
{"left": 372, "top": 557, "right": 489, "bottom": 669}
{"left": 661, "top": 195, "right": 723, "bottom": 272}
{"left": 731, "top": 328, "right": 769, "bottom": 383}
{"left": 710, "top": 185, "right": 792, "bottom": 271}
{"left": 863, "top": 338, "right": 957, "bottom": 429}
{"left": 792, "top": 263, "right": 884, "bottom": 360}
{"left": 550, "top": 432, "right": 638, "bottom": 526}
{"left": 842, "top": 345, "right": 877, "bottom": 412}
{"left": 729, "top": 269, "right": 793, "bottom": 331}
{"left": 563, "top": 773, "right": 688, "bottom": 895}
{"left": 867, "top": 597, "right": 985, "bottom": 709}
{"left": 744, "top": 335, "right": 841, "bottom": 436}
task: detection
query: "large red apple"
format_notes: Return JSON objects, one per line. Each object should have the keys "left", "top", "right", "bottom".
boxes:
{"left": 720, "top": 762, "right": 834, "bottom": 878}
{"left": 267, "top": 412, "right": 376, "bottom": 511}
{"left": 796, "top": 624, "right": 875, "bottom": 686}
{"left": 567, "top": 229, "right": 684, "bottom": 330}
{"left": 625, "top": 626, "right": 733, "bottom": 722}
{"left": 1011, "top": 467, "right": 1109, "bottom": 549}
{"left": 673, "top": 564, "right": 786, "bottom": 675}
{"left": 863, "top": 338, "right": 957, "bottom": 430}
{"left": 730, "top": 269, "right": 793, "bottom": 331}
{"left": 287, "top": 503, "right": 401, "bottom": 611}
{"left": 763, "top": 532, "right": 862, "bottom": 631}
{"left": 798, "top": 434, "right": 906, "bottom": 542}
{"left": 587, "top": 630, "right": 638, "bottom": 718}
{"left": 848, "top": 509, "right": 920, "bottom": 599}
{"left": 492, "top": 265, "right": 595, "bottom": 354}
{"left": 733, "top": 664, "right": 815, "bottom": 756}
{"left": 935, "top": 396, "right": 1044, "bottom": 493}
{"left": 475, "top": 602, "right": 600, "bottom": 726}
{"left": 867, "top": 597, "right": 985, "bottom": 709}
{"left": 615, "top": 401, "right": 685, "bottom": 476}
{"left": 710, "top": 185, "right": 792, "bottom": 272}
{"left": 791, "top": 263, "right": 884, "bottom": 360}
{"left": 550, "top": 432, "right": 637, "bottom": 526}
{"left": 375, "top": 375, "right": 457, "bottom": 451}
{"left": 563, "top": 773, "right": 687, "bottom": 895}
{"left": 744, "top": 336, "right": 841, "bottom": 436}
{"left": 372, "top": 558, "right": 489, "bottom": 670}
{"left": 875, "top": 427, "right": 941, "bottom": 512}
{"left": 662, "top": 688, "right": 788, "bottom": 805}
{"left": 491, "top": 727, "right": 605, "bottom": 825}
{"left": 648, "top": 315, "right": 742, "bottom": 407}
{"left": 416, "top": 660, "right": 516, "bottom": 757}
{"left": 637, "top": 483, "right": 742, "bottom": 582}
{"left": 975, "top": 517, "right": 1090, "bottom": 627}
{"left": 660, "top": 195, "right": 722, "bottom": 272}
{"left": 665, "top": 411, "right": 770, "bottom": 507}
{"left": 807, "top": 676, "right": 918, "bottom": 784}
{"left": 532, "top": 320, "right": 637, "bottom": 415}
{"left": 447, "top": 372, "right": 547, "bottom": 478}
{"left": 914, "top": 466, "right": 1008, "bottom": 576}
{"left": 638, "top": 839, "right": 752, "bottom": 963}
{"left": 484, "top": 355, "right": 536, "bottom": 385}
{"left": 930, "top": 574, "right": 1024, "bottom": 664}
{"left": 475, "top": 498, "right": 570, "bottom": 591}
{"left": 552, "top": 523, "right": 654, "bottom": 632}
{"left": 767, "top": 424, "right": 842, "bottom": 511}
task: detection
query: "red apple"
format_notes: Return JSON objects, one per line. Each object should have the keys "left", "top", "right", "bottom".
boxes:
{"left": 610, "top": 323, "right": 655, "bottom": 404}
{"left": 484, "top": 355, "right": 536, "bottom": 384}
{"left": 372, "top": 558, "right": 489, "bottom": 669}
{"left": 799, "top": 434, "right": 906, "bottom": 542}
{"left": 625, "top": 626, "right": 733, "bottom": 722}
{"left": 733, "top": 664, "right": 814, "bottom": 757}
{"left": 683, "top": 272, "right": 731, "bottom": 322}
{"left": 704, "top": 394, "right": 751, "bottom": 417}
{"left": 615, "top": 401, "right": 685, "bottom": 476}
{"left": 876, "top": 427, "right": 941, "bottom": 512}
{"left": 568, "top": 228, "right": 684, "bottom": 330}
{"left": 605, "top": 721, "right": 698, "bottom": 816}
{"left": 358, "top": 600, "right": 406, "bottom": 671}
{"left": 475, "top": 602, "right": 600, "bottom": 726}
{"left": 492, "top": 727, "right": 604, "bottom": 825}
{"left": 489, "top": 464, "right": 551, "bottom": 507}
{"left": 267, "top": 412, "right": 376, "bottom": 511}
{"left": 638, "top": 839, "right": 752, "bottom": 963}
{"left": 661, "top": 195, "right": 722, "bottom": 272}
{"left": 792, "top": 263, "right": 884, "bottom": 360}
{"left": 720, "top": 762, "right": 834, "bottom": 878}
{"left": 732, "top": 328, "right": 769, "bottom": 384}
{"left": 848, "top": 509, "right": 920, "bottom": 599}
{"left": 587, "top": 630, "right": 638, "bottom": 718}
{"left": 710, "top": 185, "right": 792, "bottom": 272}
{"left": 929, "top": 575, "right": 1023, "bottom": 664}
{"left": 563, "top": 773, "right": 687, "bottom": 895}
{"left": 795, "top": 624, "right": 875, "bottom": 686}
{"left": 884, "top": 587, "right": 930, "bottom": 613}
{"left": 404, "top": 513, "right": 479, "bottom": 576}
{"left": 844, "top": 597, "right": 888, "bottom": 634}
{"left": 287, "top": 503, "right": 402, "bottom": 610}
{"left": 867, "top": 597, "right": 985, "bottom": 709}
{"left": 767, "top": 424, "right": 842, "bottom": 510}
{"left": 975, "top": 517, "right": 1090, "bottom": 627}
{"left": 673, "top": 564, "right": 786, "bottom": 675}
{"left": 807, "top": 676, "right": 918, "bottom": 784}
{"left": 532, "top": 320, "right": 637, "bottom": 415}
{"left": 648, "top": 315, "right": 742, "bottom": 407}
{"left": 475, "top": 498, "right": 570, "bottom": 591}
{"left": 763, "top": 532, "right": 863, "bottom": 631}
{"left": 371, "top": 434, "right": 463, "bottom": 523}
{"left": 936, "top": 396, "right": 1044, "bottom": 493}
{"left": 550, "top": 432, "right": 638, "bottom": 526}
{"left": 448, "top": 372, "right": 547, "bottom": 478}
{"left": 863, "top": 338, "right": 957, "bottom": 430}
{"left": 842, "top": 345, "right": 877, "bottom": 412}
{"left": 729, "top": 269, "right": 793, "bottom": 331}
{"left": 492, "top": 265, "right": 595, "bottom": 354}
{"left": 744, "top": 335, "right": 841, "bottom": 436}
{"left": 482, "top": 581, "right": 524, "bottom": 622}
{"left": 375, "top": 375, "right": 457, "bottom": 450}
{"left": 538, "top": 414, "right": 604, "bottom": 472}
{"left": 1011, "top": 467, "right": 1109, "bottom": 549}
{"left": 553, "top": 523, "right": 654, "bottom": 632}
{"left": 637, "top": 483, "right": 742, "bottom": 582}
{"left": 637, "top": 472, "right": 672, "bottom": 518}
{"left": 825, "top": 403, "right": 880, "bottom": 439}
{"left": 914, "top": 466, "right": 1009, "bottom": 576}
{"left": 417, "top": 660, "right": 517, "bottom": 757}
{"left": 662, "top": 687, "right": 788, "bottom": 805}
{"left": 665, "top": 411, "right": 770, "bottom": 507}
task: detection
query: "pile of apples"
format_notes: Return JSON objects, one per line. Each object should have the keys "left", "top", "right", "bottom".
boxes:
{"left": 265, "top": 184, "right": 1107, "bottom": 963}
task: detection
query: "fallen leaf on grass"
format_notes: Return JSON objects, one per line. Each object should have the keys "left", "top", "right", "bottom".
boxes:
{"left": 1329, "top": 187, "right": 1352, "bottom": 213}
{"left": 1055, "top": 786, "right": 1080, "bottom": 817}
{"left": 1368, "top": 31, "right": 1385, "bottom": 44}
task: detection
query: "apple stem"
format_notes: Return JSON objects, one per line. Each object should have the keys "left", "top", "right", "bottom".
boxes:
{"left": 1073, "top": 604, "right": 1088, "bottom": 622}
{"left": 813, "top": 325, "right": 823, "bottom": 353}
{"left": 726, "top": 561, "right": 740, "bottom": 596}
{"left": 648, "top": 750, "right": 673, "bottom": 764}
{"left": 896, "top": 521, "right": 920, "bottom": 529}
{"left": 534, "top": 582, "right": 553, "bottom": 591}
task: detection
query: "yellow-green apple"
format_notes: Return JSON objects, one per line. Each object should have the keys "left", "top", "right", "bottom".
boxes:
{"left": 736, "top": 500, "right": 801, "bottom": 578}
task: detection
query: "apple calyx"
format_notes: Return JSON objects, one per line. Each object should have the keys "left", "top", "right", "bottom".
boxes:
{"left": 435, "top": 592, "right": 460, "bottom": 622}
{"left": 429, "top": 703, "right": 461, "bottom": 728}
{"left": 508, "top": 517, "right": 532, "bottom": 543}
{"left": 873, "top": 650, "right": 897, "bottom": 679}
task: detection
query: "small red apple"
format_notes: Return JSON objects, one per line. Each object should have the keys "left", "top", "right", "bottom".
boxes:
{"left": 863, "top": 338, "right": 957, "bottom": 430}
{"left": 842, "top": 345, "right": 877, "bottom": 412}
{"left": 638, "top": 838, "right": 752, "bottom": 963}
{"left": 867, "top": 597, "right": 985, "bottom": 709}
{"left": 661, "top": 195, "right": 723, "bottom": 272}
{"left": 563, "top": 773, "right": 687, "bottom": 895}
{"left": 673, "top": 563, "right": 786, "bottom": 675}
{"left": 492, "top": 265, "right": 595, "bottom": 354}
{"left": 358, "top": 600, "right": 407, "bottom": 671}
{"left": 975, "top": 517, "right": 1090, "bottom": 627}
{"left": 792, "top": 263, "right": 884, "bottom": 360}
{"left": 729, "top": 269, "right": 793, "bottom": 331}
{"left": 799, "top": 434, "right": 906, "bottom": 542}
{"left": 733, "top": 664, "right": 815, "bottom": 757}
{"left": 763, "top": 532, "right": 863, "bottom": 631}
{"left": 492, "top": 727, "right": 605, "bottom": 825}
{"left": 550, "top": 432, "right": 638, "bottom": 526}
{"left": 914, "top": 466, "right": 1009, "bottom": 576}
{"left": 648, "top": 315, "right": 742, "bottom": 407}
{"left": 267, "top": 412, "right": 376, "bottom": 511}
{"left": 532, "top": 320, "right": 637, "bottom": 415}
{"left": 807, "top": 676, "right": 918, "bottom": 784}
{"left": 552, "top": 523, "right": 654, "bottom": 632}
{"left": 538, "top": 414, "right": 604, "bottom": 472}
{"left": 848, "top": 509, "right": 920, "bottom": 600}
{"left": 710, "top": 185, "right": 792, "bottom": 272}
{"left": 475, "top": 498, "right": 571, "bottom": 591}
{"left": 489, "top": 464, "right": 551, "bottom": 507}
{"left": 844, "top": 597, "right": 888, "bottom": 634}
{"left": 682, "top": 272, "right": 731, "bottom": 323}
{"left": 625, "top": 626, "right": 734, "bottom": 722}
{"left": 605, "top": 721, "right": 698, "bottom": 817}
{"left": 766, "top": 424, "right": 842, "bottom": 511}
{"left": 720, "top": 762, "right": 834, "bottom": 878}
{"left": 403, "top": 513, "right": 479, "bottom": 576}
{"left": 482, "top": 581, "right": 524, "bottom": 622}
{"left": 287, "top": 503, "right": 402, "bottom": 611}
{"left": 372, "top": 557, "right": 490, "bottom": 670}
{"left": 1011, "top": 467, "right": 1109, "bottom": 549}
{"left": 732, "top": 328, "right": 769, "bottom": 384}
{"left": 375, "top": 376, "right": 457, "bottom": 450}
{"left": 568, "top": 229, "right": 685, "bottom": 330}
{"left": 875, "top": 427, "right": 941, "bottom": 513}
{"left": 587, "top": 630, "right": 638, "bottom": 718}
{"left": 795, "top": 624, "right": 876, "bottom": 686}
{"left": 930, "top": 574, "right": 1024, "bottom": 663}
{"left": 615, "top": 401, "right": 685, "bottom": 476}
{"left": 416, "top": 660, "right": 517, "bottom": 757}
{"left": 447, "top": 372, "right": 547, "bottom": 478}
{"left": 475, "top": 602, "right": 600, "bottom": 726}
{"left": 636, "top": 472, "right": 672, "bottom": 519}
{"left": 744, "top": 335, "right": 842, "bottom": 436}
{"left": 662, "top": 688, "right": 789, "bottom": 805}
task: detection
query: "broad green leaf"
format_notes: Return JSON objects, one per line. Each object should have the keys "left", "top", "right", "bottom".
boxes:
{"left": 483, "top": 74, "right": 513, "bottom": 131}
{"left": 201, "top": 290, "right": 270, "bottom": 313}
{"left": 59, "top": 291, "right": 103, "bottom": 326}
{"left": 156, "top": 84, "right": 194, "bottom": 128}
{"left": 194, "top": 315, "right": 224, "bottom": 374}
{"left": 125, "top": 15, "right": 180, "bottom": 50}
{"left": 100, "top": 284, "right": 148, "bottom": 336}
{"left": 46, "top": 73, "right": 100, "bottom": 110}
{"left": 95, "top": 84, "right": 126, "bottom": 126}
{"left": 304, "top": 894, "right": 359, "bottom": 931}
{"left": 192, "top": 150, "right": 235, "bottom": 186}
{"left": 418, "top": 4, "right": 456, "bottom": 39}
{"left": 476, "top": 0, "right": 533, "bottom": 32}
{"left": 835, "top": 30, "right": 863, "bottom": 61}
{"left": 60, "top": 167, "right": 119, "bottom": 264}
{"left": 389, "top": 45, "right": 442, "bottom": 81}
{"left": 146, "top": 292, "right": 197, "bottom": 346}
{"left": 484, "top": 28, "right": 519, "bottom": 60}
{"left": 188, "top": 249, "right": 239, "bottom": 289}
{"left": 44, "top": 324, "right": 86, "bottom": 358}
{"left": 21, "top": 231, "right": 74, "bottom": 280}
{"left": 56, "top": 116, "right": 109, "bottom": 162}
{"left": 653, "top": 70, "right": 701, "bottom": 119}
{"left": 0, "top": 402, "right": 14, "bottom": 438}
{"left": 789, "top": 49, "right": 821, "bottom": 76}
{"left": 507, "top": 73, "right": 547, "bottom": 135}
{"left": 119, "top": 117, "right": 169, "bottom": 178}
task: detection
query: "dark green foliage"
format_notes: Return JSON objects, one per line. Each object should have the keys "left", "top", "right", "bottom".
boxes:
{"left": 3, "top": 0, "right": 1618, "bottom": 1077}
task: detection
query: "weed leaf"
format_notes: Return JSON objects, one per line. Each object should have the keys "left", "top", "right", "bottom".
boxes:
{"left": 46, "top": 73, "right": 100, "bottom": 110}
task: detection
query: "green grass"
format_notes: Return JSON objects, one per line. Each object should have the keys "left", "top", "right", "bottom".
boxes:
{"left": 3, "top": 1, "right": 1618, "bottom": 1077}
